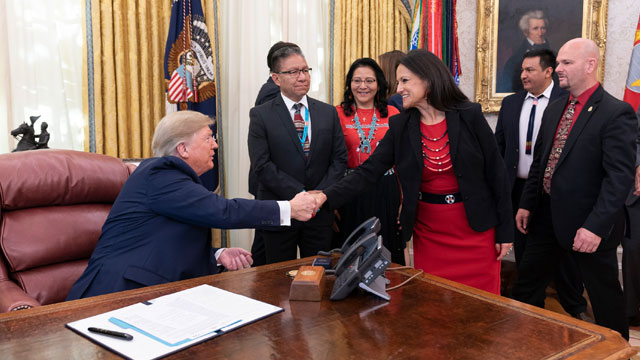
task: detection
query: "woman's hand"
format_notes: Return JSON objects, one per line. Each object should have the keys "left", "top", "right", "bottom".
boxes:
{"left": 495, "top": 243, "right": 513, "bottom": 261}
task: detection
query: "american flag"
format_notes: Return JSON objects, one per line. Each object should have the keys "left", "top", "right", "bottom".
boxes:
{"left": 168, "top": 68, "right": 194, "bottom": 102}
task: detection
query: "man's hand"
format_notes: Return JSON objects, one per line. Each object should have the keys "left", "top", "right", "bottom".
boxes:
{"left": 289, "top": 192, "right": 317, "bottom": 221}
{"left": 307, "top": 190, "right": 327, "bottom": 212}
{"left": 515, "top": 209, "right": 530, "bottom": 234}
{"left": 218, "top": 248, "right": 253, "bottom": 270}
{"left": 495, "top": 242, "right": 513, "bottom": 261}
{"left": 572, "top": 228, "right": 601, "bottom": 253}
{"left": 634, "top": 165, "right": 640, "bottom": 196}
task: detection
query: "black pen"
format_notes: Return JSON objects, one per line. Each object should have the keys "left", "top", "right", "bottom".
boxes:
{"left": 88, "top": 327, "right": 134, "bottom": 341}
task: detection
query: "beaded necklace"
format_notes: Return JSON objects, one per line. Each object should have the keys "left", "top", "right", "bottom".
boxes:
{"left": 352, "top": 108, "right": 379, "bottom": 154}
{"left": 421, "top": 128, "right": 453, "bottom": 172}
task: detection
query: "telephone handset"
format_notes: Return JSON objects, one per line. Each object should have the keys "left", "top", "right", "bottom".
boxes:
{"left": 330, "top": 217, "right": 391, "bottom": 301}
{"left": 334, "top": 217, "right": 381, "bottom": 276}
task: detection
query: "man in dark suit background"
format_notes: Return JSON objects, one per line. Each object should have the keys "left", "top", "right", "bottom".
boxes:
{"left": 498, "top": 10, "right": 551, "bottom": 93}
{"left": 248, "top": 44, "right": 347, "bottom": 264}
{"left": 622, "top": 106, "right": 640, "bottom": 324}
{"left": 495, "top": 49, "right": 588, "bottom": 319}
{"left": 248, "top": 42, "right": 299, "bottom": 267}
{"left": 512, "top": 38, "right": 637, "bottom": 339}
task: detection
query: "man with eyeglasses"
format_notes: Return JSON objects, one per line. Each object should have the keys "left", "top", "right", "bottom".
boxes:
{"left": 248, "top": 42, "right": 300, "bottom": 267}
{"left": 248, "top": 44, "right": 347, "bottom": 264}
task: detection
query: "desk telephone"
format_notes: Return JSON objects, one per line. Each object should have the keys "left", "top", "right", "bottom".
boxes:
{"left": 330, "top": 217, "right": 391, "bottom": 301}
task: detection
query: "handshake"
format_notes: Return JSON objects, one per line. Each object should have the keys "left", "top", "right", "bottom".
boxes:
{"left": 288, "top": 190, "right": 328, "bottom": 221}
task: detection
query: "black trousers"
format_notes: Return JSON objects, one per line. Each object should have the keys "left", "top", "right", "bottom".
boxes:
{"left": 621, "top": 196, "right": 640, "bottom": 318}
{"left": 512, "top": 194, "right": 628, "bottom": 340}
{"left": 512, "top": 179, "right": 587, "bottom": 315}
{"left": 261, "top": 215, "right": 333, "bottom": 264}
{"left": 250, "top": 231, "right": 266, "bottom": 267}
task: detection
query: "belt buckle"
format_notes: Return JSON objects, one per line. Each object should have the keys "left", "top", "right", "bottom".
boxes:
{"left": 418, "top": 192, "right": 422, "bottom": 200}
{"left": 444, "top": 194, "right": 455, "bottom": 204}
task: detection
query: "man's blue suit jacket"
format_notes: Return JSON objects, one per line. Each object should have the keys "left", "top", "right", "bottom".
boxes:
{"left": 66, "top": 156, "right": 279, "bottom": 300}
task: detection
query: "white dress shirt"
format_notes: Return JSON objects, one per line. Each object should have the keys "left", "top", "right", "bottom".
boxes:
{"left": 281, "top": 93, "right": 312, "bottom": 142}
{"left": 517, "top": 81, "right": 554, "bottom": 179}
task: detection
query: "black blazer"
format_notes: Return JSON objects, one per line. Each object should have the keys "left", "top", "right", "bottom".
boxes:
{"left": 625, "top": 105, "right": 640, "bottom": 207}
{"left": 248, "top": 94, "right": 347, "bottom": 225}
{"left": 495, "top": 83, "right": 567, "bottom": 191}
{"left": 520, "top": 86, "right": 637, "bottom": 250}
{"left": 324, "top": 102, "right": 514, "bottom": 244}
{"left": 248, "top": 77, "right": 281, "bottom": 196}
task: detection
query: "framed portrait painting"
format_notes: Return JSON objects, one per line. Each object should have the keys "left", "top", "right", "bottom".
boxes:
{"left": 474, "top": 0, "right": 608, "bottom": 112}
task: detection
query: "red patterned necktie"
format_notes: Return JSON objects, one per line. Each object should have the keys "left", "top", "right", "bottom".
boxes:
{"left": 292, "top": 103, "right": 310, "bottom": 158}
{"left": 542, "top": 99, "right": 578, "bottom": 194}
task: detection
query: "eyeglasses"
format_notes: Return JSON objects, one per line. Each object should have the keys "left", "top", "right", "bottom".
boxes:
{"left": 275, "top": 68, "right": 313, "bottom": 76}
{"left": 351, "top": 78, "right": 376, "bottom": 86}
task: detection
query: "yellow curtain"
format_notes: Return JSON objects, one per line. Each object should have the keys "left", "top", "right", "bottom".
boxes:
{"left": 82, "top": 0, "right": 222, "bottom": 248}
{"left": 82, "top": 0, "right": 218, "bottom": 158}
{"left": 332, "top": 0, "right": 411, "bottom": 105}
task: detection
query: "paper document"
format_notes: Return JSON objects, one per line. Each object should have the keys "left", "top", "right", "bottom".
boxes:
{"left": 66, "top": 284, "right": 283, "bottom": 360}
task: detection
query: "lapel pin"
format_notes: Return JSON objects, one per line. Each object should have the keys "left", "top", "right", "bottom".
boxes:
{"left": 587, "top": 106, "right": 593, "bottom": 112}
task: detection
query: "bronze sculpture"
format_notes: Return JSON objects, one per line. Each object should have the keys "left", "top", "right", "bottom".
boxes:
{"left": 10, "top": 116, "right": 49, "bottom": 152}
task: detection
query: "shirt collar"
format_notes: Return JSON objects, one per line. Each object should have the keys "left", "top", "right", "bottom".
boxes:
{"left": 281, "top": 93, "right": 309, "bottom": 111}
{"left": 570, "top": 82, "right": 600, "bottom": 105}
{"left": 527, "top": 80, "right": 554, "bottom": 100}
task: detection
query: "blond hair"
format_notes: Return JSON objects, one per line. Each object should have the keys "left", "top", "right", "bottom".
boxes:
{"left": 151, "top": 111, "right": 213, "bottom": 157}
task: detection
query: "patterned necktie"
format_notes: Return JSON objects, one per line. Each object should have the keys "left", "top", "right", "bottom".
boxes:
{"left": 292, "top": 103, "right": 310, "bottom": 158}
{"left": 542, "top": 99, "right": 578, "bottom": 194}
{"left": 525, "top": 94, "right": 544, "bottom": 155}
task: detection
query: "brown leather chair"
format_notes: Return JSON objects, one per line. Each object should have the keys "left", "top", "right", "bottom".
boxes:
{"left": 0, "top": 149, "right": 135, "bottom": 312}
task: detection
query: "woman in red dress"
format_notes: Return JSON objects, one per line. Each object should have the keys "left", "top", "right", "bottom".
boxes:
{"left": 335, "top": 58, "right": 403, "bottom": 264}
{"left": 314, "top": 50, "right": 513, "bottom": 294}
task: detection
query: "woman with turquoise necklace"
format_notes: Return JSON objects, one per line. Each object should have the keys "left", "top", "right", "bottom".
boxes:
{"left": 334, "top": 57, "right": 404, "bottom": 264}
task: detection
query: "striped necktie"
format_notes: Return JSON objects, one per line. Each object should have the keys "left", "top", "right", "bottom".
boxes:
{"left": 292, "top": 103, "right": 310, "bottom": 158}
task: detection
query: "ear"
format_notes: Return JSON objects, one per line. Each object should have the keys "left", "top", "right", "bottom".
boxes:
{"left": 271, "top": 72, "right": 281, "bottom": 87}
{"left": 544, "top": 67, "right": 553, "bottom": 78}
{"left": 585, "top": 58, "right": 598, "bottom": 75}
{"left": 176, "top": 142, "right": 189, "bottom": 159}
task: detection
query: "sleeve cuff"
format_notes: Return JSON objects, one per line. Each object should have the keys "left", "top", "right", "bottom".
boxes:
{"left": 214, "top": 248, "right": 225, "bottom": 264}
{"left": 277, "top": 201, "right": 291, "bottom": 226}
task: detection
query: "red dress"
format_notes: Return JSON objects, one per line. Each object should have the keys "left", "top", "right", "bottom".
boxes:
{"left": 337, "top": 106, "right": 399, "bottom": 168}
{"left": 413, "top": 120, "right": 501, "bottom": 294}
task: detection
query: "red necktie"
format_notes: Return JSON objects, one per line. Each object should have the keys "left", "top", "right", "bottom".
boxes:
{"left": 293, "top": 103, "right": 310, "bottom": 158}
{"left": 542, "top": 99, "right": 578, "bottom": 194}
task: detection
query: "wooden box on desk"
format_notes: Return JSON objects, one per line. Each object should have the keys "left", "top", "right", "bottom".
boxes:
{"left": 289, "top": 266, "right": 325, "bottom": 301}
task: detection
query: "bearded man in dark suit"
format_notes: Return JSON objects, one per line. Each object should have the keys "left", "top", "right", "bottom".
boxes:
{"left": 512, "top": 38, "right": 637, "bottom": 340}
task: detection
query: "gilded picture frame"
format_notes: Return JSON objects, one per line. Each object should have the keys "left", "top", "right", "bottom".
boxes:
{"left": 474, "top": 0, "right": 608, "bottom": 112}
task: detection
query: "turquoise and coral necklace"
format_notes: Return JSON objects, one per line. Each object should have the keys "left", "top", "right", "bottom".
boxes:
{"left": 353, "top": 108, "right": 379, "bottom": 154}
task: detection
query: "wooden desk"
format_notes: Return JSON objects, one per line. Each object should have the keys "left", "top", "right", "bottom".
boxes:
{"left": 0, "top": 258, "right": 635, "bottom": 359}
